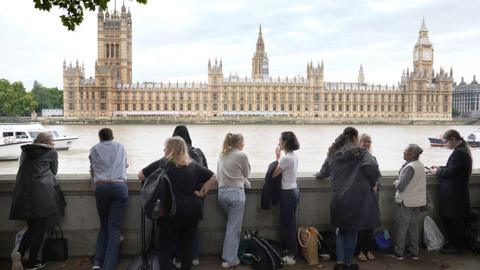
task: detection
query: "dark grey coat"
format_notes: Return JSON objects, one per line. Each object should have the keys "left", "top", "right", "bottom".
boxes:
{"left": 436, "top": 144, "right": 472, "bottom": 218}
{"left": 317, "top": 143, "right": 381, "bottom": 230}
{"left": 9, "top": 144, "right": 59, "bottom": 220}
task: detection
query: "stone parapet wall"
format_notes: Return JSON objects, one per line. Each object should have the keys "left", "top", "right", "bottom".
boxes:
{"left": 1, "top": 171, "right": 479, "bottom": 258}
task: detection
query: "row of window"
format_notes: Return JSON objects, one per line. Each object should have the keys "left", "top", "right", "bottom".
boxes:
{"left": 105, "top": 43, "right": 120, "bottom": 58}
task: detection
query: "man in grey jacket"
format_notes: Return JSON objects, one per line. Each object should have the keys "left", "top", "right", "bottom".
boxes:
{"left": 391, "top": 144, "right": 426, "bottom": 260}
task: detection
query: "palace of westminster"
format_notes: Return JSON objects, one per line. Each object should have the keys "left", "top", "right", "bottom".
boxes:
{"left": 63, "top": 4, "right": 453, "bottom": 120}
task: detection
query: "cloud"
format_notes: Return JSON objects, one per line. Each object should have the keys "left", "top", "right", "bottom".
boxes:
{"left": 0, "top": 0, "right": 479, "bottom": 89}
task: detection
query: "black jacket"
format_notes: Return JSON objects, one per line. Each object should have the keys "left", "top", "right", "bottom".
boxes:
{"left": 172, "top": 125, "right": 208, "bottom": 168}
{"left": 10, "top": 144, "right": 60, "bottom": 220}
{"left": 436, "top": 144, "right": 472, "bottom": 218}
{"left": 261, "top": 161, "right": 282, "bottom": 210}
{"left": 317, "top": 143, "right": 381, "bottom": 230}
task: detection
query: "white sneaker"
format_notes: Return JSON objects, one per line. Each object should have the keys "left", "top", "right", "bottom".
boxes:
{"left": 221, "top": 261, "right": 237, "bottom": 268}
{"left": 192, "top": 259, "right": 200, "bottom": 266}
{"left": 283, "top": 255, "right": 296, "bottom": 266}
{"left": 11, "top": 251, "right": 23, "bottom": 270}
{"left": 172, "top": 258, "right": 181, "bottom": 269}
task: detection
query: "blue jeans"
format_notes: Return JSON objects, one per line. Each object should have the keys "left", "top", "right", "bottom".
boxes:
{"left": 94, "top": 183, "right": 128, "bottom": 270}
{"left": 218, "top": 187, "right": 246, "bottom": 265}
{"left": 336, "top": 228, "right": 358, "bottom": 265}
{"left": 279, "top": 188, "right": 300, "bottom": 256}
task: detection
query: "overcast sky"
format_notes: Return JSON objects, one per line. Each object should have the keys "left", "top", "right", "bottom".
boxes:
{"left": 1, "top": 0, "right": 479, "bottom": 90}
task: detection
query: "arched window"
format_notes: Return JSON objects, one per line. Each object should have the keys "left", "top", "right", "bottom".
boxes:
{"left": 106, "top": 44, "right": 110, "bottom": 58}
{"left": 116, "top": 44, "right": 120, "bottom": 58}
{"left": 111, "top": 43, "right": 115, "bottom": 59}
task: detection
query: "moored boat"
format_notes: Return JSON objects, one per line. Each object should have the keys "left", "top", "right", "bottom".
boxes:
{"left": 0, "top": 124, "right": 79, "bottom": 160}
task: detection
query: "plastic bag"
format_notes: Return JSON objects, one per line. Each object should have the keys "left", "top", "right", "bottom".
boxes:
{"left": 423, "top": 216, "right": 445, "bottom": 251}
{"left": 373, "top": 228, "right": 391, "bottom": 251}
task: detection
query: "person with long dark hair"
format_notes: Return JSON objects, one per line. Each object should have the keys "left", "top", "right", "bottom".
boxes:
{"left": 431, "top": 129, "right": 472, "bottom": 255}
{"left": 316, "top": 127, "right": 380, "bottom": 270}
{"left": 272, "top": 131, "right": 300, "bottom": 265}
{"left": 10, "top": 132, "right": 60, "bottom": 270}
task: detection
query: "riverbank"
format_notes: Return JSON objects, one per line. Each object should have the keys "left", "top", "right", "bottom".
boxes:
{"left": 2, "top": 116, "right": 478, "bottom": 125}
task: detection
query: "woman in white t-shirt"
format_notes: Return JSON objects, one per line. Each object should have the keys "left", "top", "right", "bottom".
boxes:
{"left": 272, "top": 131, "right": 300, "bottom": 266}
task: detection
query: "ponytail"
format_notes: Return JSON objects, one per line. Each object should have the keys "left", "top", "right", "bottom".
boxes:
{"left": 328, "top": 127, "right": 359, "bottom": 155}
{"left": 221, "top": 132, "right": 244, "bottom": 156}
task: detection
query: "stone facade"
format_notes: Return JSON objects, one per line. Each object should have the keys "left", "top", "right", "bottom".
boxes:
{"left": 453, "top": 76, "right": 480, "bottom": 117}
{"left": 63, "top": 10, "right": 452, "bottom": 121}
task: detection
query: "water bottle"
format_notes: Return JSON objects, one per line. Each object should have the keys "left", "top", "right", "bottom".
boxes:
{"left": 151, "top": 199, "right": 161, "bottom": 219}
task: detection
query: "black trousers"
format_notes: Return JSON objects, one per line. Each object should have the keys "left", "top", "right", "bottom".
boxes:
{"left": 18, "top": 218, "right": 47, "bottom": 265}
{"left": 441, "top": 217, "right": 467, "bottom": 250}
{"left": 158, "top": 220, "right": 197, "bottom": 270}
{"left": 356, "top": 229, "right": 374, "bottom": 254}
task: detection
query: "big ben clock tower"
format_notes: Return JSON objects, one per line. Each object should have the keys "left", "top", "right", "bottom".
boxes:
{"left": 413, "top": 19, "right": 434, "bottom": 80}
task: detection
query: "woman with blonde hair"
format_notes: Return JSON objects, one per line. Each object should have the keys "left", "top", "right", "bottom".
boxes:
{"left": 217, "top": 133, "right": 251, "bottom": 268}
{"left": 10, "top": 132, "right": 59, "bottom": 270}
{"left": 141, "top": 136, "right": 217, "bottom": 270}
{"left": 356, "top": 134, "right": 381, "bottom": 262}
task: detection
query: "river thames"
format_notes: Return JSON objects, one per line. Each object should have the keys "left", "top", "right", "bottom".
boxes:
{"left": 0, "top": 124, "right": 478, "bottom": 174}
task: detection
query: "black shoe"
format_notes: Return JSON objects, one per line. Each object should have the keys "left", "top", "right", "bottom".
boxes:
{"left": 334, "top": 263, "right": 348, "bottom": 270}
{"left": 348, "top": 263, "right": 359, "bottom": 270}
{"left": 440, "top": 246, "right": 462, "bottom": 255}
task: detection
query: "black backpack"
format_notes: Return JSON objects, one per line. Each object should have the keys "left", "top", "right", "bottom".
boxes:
{"left": 140, "top": 163, "right": 176, "bottom": 220}
{"left": 318, "top": 231, "right": 337, "bottom": 260}
{"left": 467, "top": 207, "right": 480, "bottom": 253}
{"left": 239, "top": 231, "right": 283, "bottom": 270}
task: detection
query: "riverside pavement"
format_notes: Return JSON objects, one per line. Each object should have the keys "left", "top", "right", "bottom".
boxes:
{"left": 1, "top": 250, "right": 479, "bottom": 270}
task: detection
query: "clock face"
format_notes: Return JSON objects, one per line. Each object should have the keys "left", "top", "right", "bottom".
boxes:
{"left": 415, "top": 51, "right": 419, "bottom": 60}
{"left": 423, "top": 51, "right": 431, "bottom": 60}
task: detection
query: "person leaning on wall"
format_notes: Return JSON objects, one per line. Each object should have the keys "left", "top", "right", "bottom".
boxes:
{"left": 10, "top": 132, "right": 60, "bottom": 270}
{"left": 430, "top": 129, "right": 473, "bottom": 255}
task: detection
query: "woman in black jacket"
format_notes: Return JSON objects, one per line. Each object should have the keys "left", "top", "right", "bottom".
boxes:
{"left": 10, "top": 132, "right": 60, "bottom": 270}
{"left": 431, "top": 129, "right": 472, "bottom": 254}
{"left": 316, "top": 127, "right": 381, "bottom": 270}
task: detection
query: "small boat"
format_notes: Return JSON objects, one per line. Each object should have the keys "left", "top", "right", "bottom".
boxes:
{"left": 429, "top": 131, "right": 480, "bottom": 148}
{"left": 466, "top": 131, "right": 480, "bottom": 147}
{"left": 428, "top": 137, "right": 445, "bottom": 147}
{"left": 0, "top": 124, "right": 79, "bottom": 160}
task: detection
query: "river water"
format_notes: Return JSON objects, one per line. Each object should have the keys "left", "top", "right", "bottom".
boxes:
{"left": 0, "top": 124, "right": 478, "bottom": 175}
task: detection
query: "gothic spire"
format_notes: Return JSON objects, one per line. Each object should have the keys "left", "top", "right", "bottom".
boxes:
{"left": 417, "top": 18, "right": 431, "bottom": 45}
{"left": 256, "top": 24, "right": 265, "bottom": 54}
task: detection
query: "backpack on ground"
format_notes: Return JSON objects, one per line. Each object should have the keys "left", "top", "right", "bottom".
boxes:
{"left": 140, "top": 163, "right": 176, "bottom": 220}
{"left": 238, "top": 231, "right": 283, "bottom": 270}
{"left": 318, "top": 230, "right": 336, "bottom": 260}
{"left": 466, "top": 207, "right": 480, "bottom": 253}
{"left": 423, "top": 215, "right": 445, "bottom": 251}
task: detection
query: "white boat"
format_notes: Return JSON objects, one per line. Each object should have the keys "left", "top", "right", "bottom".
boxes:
{"left": 0, "top": 124, "right": 79, "bottom": 160}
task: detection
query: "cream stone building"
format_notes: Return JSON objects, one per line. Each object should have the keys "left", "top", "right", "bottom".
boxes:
{"left": 63, "top": 6, "right": 452, "bottom": 120}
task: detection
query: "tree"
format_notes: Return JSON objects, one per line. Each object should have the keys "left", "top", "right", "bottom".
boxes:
{"left": 0, "top": 79, "right": 37, "bottom": 116}
{"left": 31, "top": 81, "right": 64, "bottom": 113}
{"left": 33, "top": 0, "right": 148, "bottom": 31}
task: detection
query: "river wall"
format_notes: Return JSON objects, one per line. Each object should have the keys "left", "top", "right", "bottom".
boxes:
{"left": 1, "top": 171, "right": 479, "bottom": 257}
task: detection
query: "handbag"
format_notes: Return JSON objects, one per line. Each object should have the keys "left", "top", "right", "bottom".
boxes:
{"left": 54, "top": 185, "right": 67, "bottom": 216}
{"left": 42, "top": 224, "right": 68, "bottom": 261}
{"left": 298, "top": 226, "right": 321, "bottom": 265}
